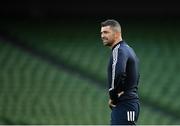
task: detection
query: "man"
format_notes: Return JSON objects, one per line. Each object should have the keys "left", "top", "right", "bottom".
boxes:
{"left": 100, "top": 19, "right": 140, "bottom": 125}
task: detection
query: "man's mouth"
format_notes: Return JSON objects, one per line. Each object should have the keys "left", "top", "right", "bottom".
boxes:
{"left": 102, "top": 37, "right": 108, "bottom": 41}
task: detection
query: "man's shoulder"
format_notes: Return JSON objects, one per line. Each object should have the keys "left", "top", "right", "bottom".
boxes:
{"left": 119, "top": 43, "right": 131, "bottom": 52}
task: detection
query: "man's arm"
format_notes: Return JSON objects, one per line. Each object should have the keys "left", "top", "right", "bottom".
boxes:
{"left": 109, "top": 91, "right": 124, "bottom": 109}
{"left": 109, "top": 48, "right": 128, "bottom": 105}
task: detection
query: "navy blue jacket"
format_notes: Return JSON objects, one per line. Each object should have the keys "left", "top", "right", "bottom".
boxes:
{"left": 108, "top": 40, "right": 140, "bottom": 104}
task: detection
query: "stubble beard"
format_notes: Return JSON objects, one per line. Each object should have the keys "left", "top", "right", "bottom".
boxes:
{"left": 103, "top": 40, "right": 113, "bottom": 47}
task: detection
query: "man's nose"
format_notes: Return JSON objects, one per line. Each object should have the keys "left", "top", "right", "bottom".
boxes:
{"left": 101, "top": 33, "right": 104, "bottom": 38}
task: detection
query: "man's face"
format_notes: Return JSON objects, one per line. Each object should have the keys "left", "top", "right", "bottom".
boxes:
{"left": 101, "top": 26, "right": 116, "bottom": 47}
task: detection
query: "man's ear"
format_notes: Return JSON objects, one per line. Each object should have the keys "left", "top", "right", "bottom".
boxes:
{"left": 115, "top": 32, "right": 120, "bottom": 39}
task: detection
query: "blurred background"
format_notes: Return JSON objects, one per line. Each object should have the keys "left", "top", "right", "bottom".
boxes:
{"left": 0, "top": 1, "right": 180, "bottom": 125}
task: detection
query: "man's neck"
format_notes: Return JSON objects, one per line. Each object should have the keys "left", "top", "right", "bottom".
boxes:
{"left": 110, "top": 38, "right": 122, "bottom": 49}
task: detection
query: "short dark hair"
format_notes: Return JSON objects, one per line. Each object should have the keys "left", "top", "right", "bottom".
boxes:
{"left": 101, "top": 19, "right": 121, "bottom": 32}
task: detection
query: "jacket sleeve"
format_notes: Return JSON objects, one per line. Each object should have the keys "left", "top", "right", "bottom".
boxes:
{"left": 109, "top": 48, "right": 128, "bottom": 104}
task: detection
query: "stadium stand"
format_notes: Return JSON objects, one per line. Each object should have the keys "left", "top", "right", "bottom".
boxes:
{"left": 0, "top": 17, "right": 180, "bottom": 124}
